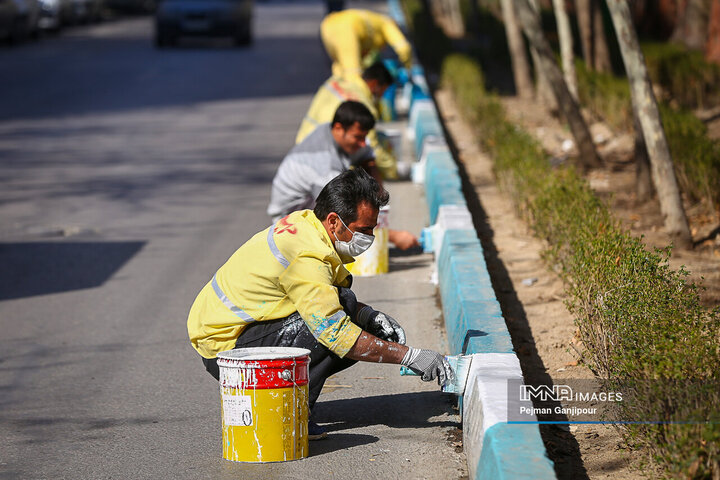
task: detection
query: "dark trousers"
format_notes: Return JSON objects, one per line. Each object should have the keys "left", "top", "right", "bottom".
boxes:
{"left": 202, "top": 289, "right": 359, "bottom": 411}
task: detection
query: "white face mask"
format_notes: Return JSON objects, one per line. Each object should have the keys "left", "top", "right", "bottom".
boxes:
{"left": 333, "top": 215, "right": 374, "bottom": 258}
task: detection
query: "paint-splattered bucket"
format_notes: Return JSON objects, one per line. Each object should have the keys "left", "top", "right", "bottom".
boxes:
{"left": 346, "top": 205, "right": 389, "bottom": 276}
{"left": 216, "top": 346, "right": 310, "bottom": 462}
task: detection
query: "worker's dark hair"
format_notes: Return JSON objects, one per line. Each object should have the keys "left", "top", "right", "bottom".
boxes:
{"left": 331, "top": 101, "right": 376, "bottom": 132}
{"left": 362, "top": 61, "right": 394, "bottom": 87}
{"left": 314, "top": 168, "right": 389, "bottom": 223}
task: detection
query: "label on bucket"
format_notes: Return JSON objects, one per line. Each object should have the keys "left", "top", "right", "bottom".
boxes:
{"left": 222, "top": 394, "right": 253, "bottom": 426}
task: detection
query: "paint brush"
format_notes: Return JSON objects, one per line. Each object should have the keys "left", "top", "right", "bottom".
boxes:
{"left": 399, "top": 354, "right": 473, "bottom": 395}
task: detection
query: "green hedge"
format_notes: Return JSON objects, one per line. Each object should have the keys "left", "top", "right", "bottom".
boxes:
{"left": 439, "top": 53, "right": 720, "bottom": 478}
{"left": 643, "top": 42, "right": 720, "bottom": 110}
{"left": 660, "top": 104, "right": 720, "bottom": 210}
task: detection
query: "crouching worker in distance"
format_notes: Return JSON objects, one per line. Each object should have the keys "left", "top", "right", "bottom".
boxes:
{"left": 187, "top": 169, "right": 454, "bottom": 440}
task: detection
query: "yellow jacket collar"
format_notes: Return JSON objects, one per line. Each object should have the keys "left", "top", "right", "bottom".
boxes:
{"left": 304, "top": 209, "right": 355, "bottom": 264}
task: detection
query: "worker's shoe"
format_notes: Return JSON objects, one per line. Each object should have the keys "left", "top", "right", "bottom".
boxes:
{"left": 308, "top": 421, "right": 328, "bottom": 440}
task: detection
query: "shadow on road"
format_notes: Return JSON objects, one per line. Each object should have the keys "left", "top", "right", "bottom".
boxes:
{"left": 308, "top": 433, "right": 380, "bottom": 456}
{"left": 0, "top": 241, "right": 146, "bottom": 300}
{"left": 315, "top": 391, "right": 458, "bottom": 431}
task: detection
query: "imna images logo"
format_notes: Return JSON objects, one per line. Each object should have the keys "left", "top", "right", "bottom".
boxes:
{"left": 519, "top": 384, "right": 623, "bottom": 403}
{"left": 520, "top": 384, "right": 574, "bottom": 402}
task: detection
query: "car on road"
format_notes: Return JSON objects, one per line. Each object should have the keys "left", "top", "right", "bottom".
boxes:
{"left": 37, "top": 0, "right": 73, "bottom": 30}
{"left": 154, "top": 0, "right": 252, "bottom": 47}
{"left": 105, "top": 0, "right": 154, "bottom": 14}
{"left": 1, "top": 0, "right": 40, "bottom": 42}
{"left": 70, "top": 0, "right": 103, "bottom": 23}
{"left": 0, "top": 0, "right": 19, "bottom": 41}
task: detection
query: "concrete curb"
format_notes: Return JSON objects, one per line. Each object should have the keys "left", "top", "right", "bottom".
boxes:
{"left": 395, "top": 52, "right": 557, "bottom": 478}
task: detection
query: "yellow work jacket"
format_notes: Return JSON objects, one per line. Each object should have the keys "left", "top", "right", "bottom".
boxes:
{"left": 187, "top": 210, "right": 362, "bottom": 359}
{"left": 295, "top": 75, "right": 398, "bottom": 180}
{"left": 320, "top": 9, "right": 411, "bottom": 78}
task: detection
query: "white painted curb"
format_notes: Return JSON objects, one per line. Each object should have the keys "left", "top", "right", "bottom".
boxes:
{"left": 462, "top": 353, "right": 536, "bottom": 479}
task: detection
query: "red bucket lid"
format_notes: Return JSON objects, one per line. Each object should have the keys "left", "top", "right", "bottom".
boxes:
{"left": 217, "top": 347, "right": 310, "bottom": 389}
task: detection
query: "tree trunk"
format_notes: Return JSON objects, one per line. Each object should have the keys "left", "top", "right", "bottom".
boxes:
{"left": 592, "top": 0, "right": 613, "bottom": 71}
{"left": 466, "top": 0, "right": 480, "bottom": 35}
{"left": 429, "top": 0, "right": 443, "bottom": 26}
{"left": 578, "top": 0, "right": 613, "bottom": 71}
{"left": 553, "top": 0, "right": 579, "bottom": 100}
{"left": 672, "top": 0, "right": 710, "bottom": 50}
{"left": 632, "top": 0, "right": 678, "bottom": 39}
{"left": 633, "top": 113, "right": 654, "bottom": 202}
{"left": 516, "top": 0, "right": 602, "bottom": 169}
{"left": 671, "top": 0, "right": 689, "bottom": 43}
{"left": 530, "top": 48, "right": 558, "bottom": 107}
{"left": 500, "top": 0, "right": 534, "bottom": 98}
{"left": 605, "top": 0, "right": 693, "bottom": 247}
{"left": 706, "top": 0, "right": 720, "bottom": 63}
{"left": 529, "top": 0, "right": 558, "bottom": 109}
{"left": 659, "top": 0, "right": 680, "bottom": 35}
{"left": 577, "top": 0, "right": 594, "bottom": 66}
{"left": 447, "top": 0, "right": 466, "bottom": 37}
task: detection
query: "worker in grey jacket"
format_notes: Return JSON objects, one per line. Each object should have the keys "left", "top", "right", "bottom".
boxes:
{"left": 268, "top": 101, "right": 419, "bottom": 250}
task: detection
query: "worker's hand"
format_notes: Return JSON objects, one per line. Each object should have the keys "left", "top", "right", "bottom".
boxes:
{"left": 401, "top": 347, "right": 455, "bottom": 386}
{"left": 389, "top": 229, "right": 419, "bottom": 250}
{"left": 356, "top": 306, "right": 406, "bottom": 344}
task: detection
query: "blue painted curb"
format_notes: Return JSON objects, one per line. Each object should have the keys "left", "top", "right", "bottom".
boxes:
{"left": 388, "top": 1, "right": 556, "bottom": 476}
{"left": 436, "top": 230, "right": 513, "bottom": 355}
{"left": 477, "top": 423, "right": 556, "bottom": 480}
{"left": 409, "top": 69, "right": 557, "bottom": 480}
{"left": 414, "top": 116, "right": 443, "bottom": 159}
{"left": 424, "top": 150, "right": 465, "bottom": 223}
{"left": 387, "top": 0, "right": 406, "bottom": 28}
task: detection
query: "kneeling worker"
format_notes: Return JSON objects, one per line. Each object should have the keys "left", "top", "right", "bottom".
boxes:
{"left": 188, "top": 169, "right": 454, "bottom": 439}
{"left": 296, "top": 62, "right": 400, "bottom": 180}
{"left": 320, "top": 9, "right": 412, "bottom": 80}
{"left": 270, "top": 100, "right": 418, "bottom": 250}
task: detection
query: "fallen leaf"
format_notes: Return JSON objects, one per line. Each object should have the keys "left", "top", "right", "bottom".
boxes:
{"left": 565, "top": 360, "right": 579, "bottom": 367}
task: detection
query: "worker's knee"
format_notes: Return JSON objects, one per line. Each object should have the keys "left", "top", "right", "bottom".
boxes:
{"left": 202, "top": 356, "right": 220, "bottom": 381}
{"left": 276, "top": 313, "right": 317, "bottom": 349}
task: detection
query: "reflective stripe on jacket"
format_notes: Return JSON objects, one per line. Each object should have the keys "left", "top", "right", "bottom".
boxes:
{"left": 187, "top": 210, "right": 362, "bottom": 359}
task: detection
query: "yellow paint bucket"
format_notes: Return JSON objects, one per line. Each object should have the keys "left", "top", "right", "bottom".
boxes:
{"left": 216, "top": 346, "right": 310, "bottom": 463}
{"left": 346, "top": 205, "right": 389, "bottom": 276}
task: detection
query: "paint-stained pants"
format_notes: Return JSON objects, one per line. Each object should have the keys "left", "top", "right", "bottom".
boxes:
{"left": 202, "top": 288, "right": 359, "bottom": 411}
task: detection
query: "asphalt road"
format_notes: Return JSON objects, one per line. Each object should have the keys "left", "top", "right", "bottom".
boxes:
{"left": 0, "top": 3, "right": 466, "bottom": 478}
